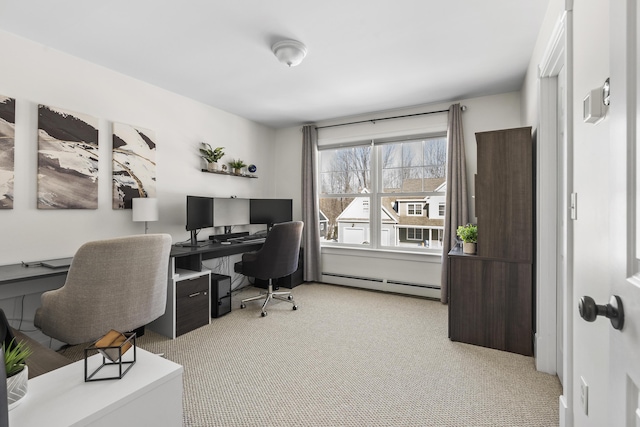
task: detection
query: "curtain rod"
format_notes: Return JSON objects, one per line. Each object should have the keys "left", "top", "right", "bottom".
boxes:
{"left": 315, "top": 105, "right": 467, "bottom": 130}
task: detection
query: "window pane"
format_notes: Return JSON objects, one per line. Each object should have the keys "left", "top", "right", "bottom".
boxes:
{"left": 319, "top": 196, "right": 370, "bottom": 245}
{"left": 382, "top": 137, "right": 446, "bottom": 193}
{"left": 319, "top": 146, "right": 371, "bottom": 195}
{"left": 318, "top": 135, "right": 446, "bottom": 253}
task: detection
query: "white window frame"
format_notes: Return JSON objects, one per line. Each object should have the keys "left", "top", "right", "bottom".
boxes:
{"left": 407, "top": 203, "right": 423, "bottom": 216}
{"left": 319, "top": 134, "right": 446, "bottom": 254}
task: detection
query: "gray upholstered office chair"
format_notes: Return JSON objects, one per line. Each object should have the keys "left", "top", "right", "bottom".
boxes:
{"left": 34, "top": 234, "right": 172, "bottom": 345}
{"left": 235, "top": 221, "right": 303, "bottom": 317}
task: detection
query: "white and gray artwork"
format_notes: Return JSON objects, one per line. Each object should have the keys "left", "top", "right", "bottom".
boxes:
{"left": 0, "top": 96, "right": 15, "bottom": 209}
{"left": 37, "top": 105, "right": 99, "bottom": 209}
{"left": 112, "top": 122, "right": 156, "bottom": 209}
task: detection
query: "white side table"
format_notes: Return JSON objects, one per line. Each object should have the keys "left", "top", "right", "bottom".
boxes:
{"left": 10, "top": 348, "right": 183, "bottom": 426}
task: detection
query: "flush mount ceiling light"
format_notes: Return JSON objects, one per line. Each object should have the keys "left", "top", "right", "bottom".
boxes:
{"left": 272, "top": 39, "right": 307, "bottom": 67}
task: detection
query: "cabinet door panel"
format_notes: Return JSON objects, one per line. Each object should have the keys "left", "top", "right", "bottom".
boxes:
{"left": 475, "top": 127, "right": 532, "bottom": 262}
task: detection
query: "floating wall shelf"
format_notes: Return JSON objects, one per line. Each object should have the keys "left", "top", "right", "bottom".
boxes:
{"left": 201, "top": 169, "right": 258, "bottom": 179}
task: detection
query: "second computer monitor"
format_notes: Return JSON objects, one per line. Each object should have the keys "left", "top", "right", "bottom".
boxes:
{"left": 250, "top": 198, "right": 292, "bottom": 230}
{"left": 213, "top": 198, "right": 250, "bottom": 229}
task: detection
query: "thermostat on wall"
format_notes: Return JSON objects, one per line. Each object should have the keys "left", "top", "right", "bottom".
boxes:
{"left": 583, "top": 88, "right": 605, "bottom": 124}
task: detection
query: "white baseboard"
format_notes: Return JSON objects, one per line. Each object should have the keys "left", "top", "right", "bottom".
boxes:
{"left": 321, "top": 273, "right": 441, "bottom": 299}
{"left": 559, "top": 394, "right": 571, "bottom": 427}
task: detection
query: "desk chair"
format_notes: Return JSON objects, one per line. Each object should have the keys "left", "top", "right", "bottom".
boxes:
{"left": 234, "top": 221, "right": 303, "bottom": 317}
{"left": 34, "top": 234, "right": 172, "bottom": 345}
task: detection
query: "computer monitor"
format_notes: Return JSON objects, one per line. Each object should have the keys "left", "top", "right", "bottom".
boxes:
{"left": 185, "top": 195, "right": 213, "bottom": 246}
{"left": 213, "top": 198, "right": 250, "bottom": 233}
{"left": 250, "top": 198, "right": 293, "bottom": 231}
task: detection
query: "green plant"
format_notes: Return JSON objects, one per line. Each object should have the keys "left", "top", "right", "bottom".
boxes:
{"left": 228, "top": 159, "right": 247, "bottom": 169}
{"left": 4, "top": 338, "right": 32, "bottom": 377}
{"left": 456, "top": 224, "right": 478, "bottom": 243}
{"left": 199, "top": 143, "right": 225, "bottom": 163}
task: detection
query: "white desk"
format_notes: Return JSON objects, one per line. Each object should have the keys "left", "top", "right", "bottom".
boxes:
{"left": 10, "top": 348, "right": 183, "bottom": 427}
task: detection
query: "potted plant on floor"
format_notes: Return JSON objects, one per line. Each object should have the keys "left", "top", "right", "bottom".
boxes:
{"left": 4, "top": 338, "right": 32, "bottom": 409}
{"left": 456, "top": 224, "right": 478, "bottom": 254}
{"left": 228, "top": 159, "right": 246, "bottom": 175}
{"left": 199, "top": 143, "right": 225, "bottom": 172}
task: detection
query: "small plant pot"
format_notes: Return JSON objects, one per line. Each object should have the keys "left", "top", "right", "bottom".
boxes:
{"left": 7, "top": 365, "right": 28, "bottom": 410}
{"left": 207, "top": 162, "right": 218, "bottom": 172}
{"left": 233, "top": 168, "right": 242, "bottom": 175}
{"left": 462, "top": 242, "right": 477, "bottom": 255}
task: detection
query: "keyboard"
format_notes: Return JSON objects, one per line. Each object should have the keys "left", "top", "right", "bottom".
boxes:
{"left": 226, "top": 236, "right": 265, "bottom": 244}
{"left": 242, "top": 238, "right": 265, "bottom": 244}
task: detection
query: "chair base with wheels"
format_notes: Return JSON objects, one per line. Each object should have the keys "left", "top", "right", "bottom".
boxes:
{"left": 240, "top": 280, "right": 297, "bottom": 317}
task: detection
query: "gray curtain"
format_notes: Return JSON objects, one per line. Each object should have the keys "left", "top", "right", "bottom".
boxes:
{"left": 302, "top": 125, "right": 322, "bottom": 282}
{"left": 440, "top": 104, "right": 468, "bottom": 303}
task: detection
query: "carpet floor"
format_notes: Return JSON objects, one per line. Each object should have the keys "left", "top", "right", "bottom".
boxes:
{"left": 60, "top": 283, "right": 561, "bottom": 426}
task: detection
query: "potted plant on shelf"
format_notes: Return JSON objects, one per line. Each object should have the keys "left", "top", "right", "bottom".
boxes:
{"left": 456, "top": 224, "right": 478, "bottom": 254}
{"left": 199, "top": 143, "right": 225, "bottom": 172}
{"left": 228, "top": 159, "right": 247, "bottom": 175}
{"left": 5, "top": 337, "right": 32, "bottom": 409}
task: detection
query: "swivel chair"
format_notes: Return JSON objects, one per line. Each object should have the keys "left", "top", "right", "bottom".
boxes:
{"left": 235, "top": 221, "right": 303, "bottom": 317}
{"left": 34, "top": 234, "right": 172, "bottom": 345}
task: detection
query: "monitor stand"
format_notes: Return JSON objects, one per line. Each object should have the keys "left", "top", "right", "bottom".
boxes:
{"left": 178, "top": 230, "right": 210, "bottom": 247}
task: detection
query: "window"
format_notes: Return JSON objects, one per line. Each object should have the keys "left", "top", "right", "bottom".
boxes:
{"left": 438, "top": 202, "right": 446, "bottom": 217}
{"left": 407, "top": 203, "right": 423, "bottom": 216}
{"left": 407, "top": 228, "right": 423, "bottom": 240}
{"left": 319, "top": 135, "right": 446, "bottom": 252}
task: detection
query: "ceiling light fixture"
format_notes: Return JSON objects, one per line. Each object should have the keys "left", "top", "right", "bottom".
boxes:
{"left": 272, "top": 39, "right": 307, "bottom": 67}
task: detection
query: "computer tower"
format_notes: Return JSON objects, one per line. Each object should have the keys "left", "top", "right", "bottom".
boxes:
{"left": 211, "top": 274, "right": 231, "bottom": 318}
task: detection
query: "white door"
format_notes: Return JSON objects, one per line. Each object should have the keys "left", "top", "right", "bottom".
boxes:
{"left": 607, "top": 1, "right": 640, "bottom": 424}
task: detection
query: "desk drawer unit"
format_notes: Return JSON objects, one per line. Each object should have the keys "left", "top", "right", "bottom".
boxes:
{"left": 176, "top": 275, "right": 209, "bottom": 336}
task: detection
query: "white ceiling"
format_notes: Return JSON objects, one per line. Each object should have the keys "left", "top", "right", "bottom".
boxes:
{"left": 0, "top": 1, "right": 549, "bottom": 129}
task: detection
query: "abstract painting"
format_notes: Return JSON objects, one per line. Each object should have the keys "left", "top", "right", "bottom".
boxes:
{"left": 37, "top": 105, "right": 99, "bottom": 209}
{"left": 112, "top": 122, "right": 156, "bottom": 209}
{"left": 0, "top": 96, "right": 15, "bottom": 209}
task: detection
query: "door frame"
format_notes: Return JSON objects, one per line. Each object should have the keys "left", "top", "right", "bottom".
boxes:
{"left": 537, "top": 7, "right": 574, "bottom": 427}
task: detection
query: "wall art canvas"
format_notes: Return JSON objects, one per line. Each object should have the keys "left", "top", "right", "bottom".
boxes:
{"left": 37, "top": 105, "right": 99, "bottom": 209}
{"left": 112, "top": 122, "right": 156, "bottom": 209}
{"left": 0, "top": 96, "right": 16, "bottom": 209}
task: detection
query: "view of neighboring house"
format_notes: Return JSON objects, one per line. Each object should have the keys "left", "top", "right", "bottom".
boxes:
{"left": 323, "top": 178, "right": 446, "bottom": 248}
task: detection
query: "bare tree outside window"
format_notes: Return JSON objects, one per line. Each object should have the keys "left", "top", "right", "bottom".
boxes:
{"left": 319, "top": 136, "right": 446, "bottom": 250}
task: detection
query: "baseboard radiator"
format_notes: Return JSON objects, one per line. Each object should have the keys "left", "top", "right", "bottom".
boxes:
{"left": 321, "top": 272, "right": 441, "bottom": 299}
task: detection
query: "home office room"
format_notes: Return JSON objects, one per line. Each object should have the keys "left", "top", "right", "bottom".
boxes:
{"left": 0, "top": 1, "right": 636, "bottom": 426}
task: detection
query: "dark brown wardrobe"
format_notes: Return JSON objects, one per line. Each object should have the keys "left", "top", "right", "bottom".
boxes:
{"left": 448, "top": 126, "right": 533, "bottom": 356}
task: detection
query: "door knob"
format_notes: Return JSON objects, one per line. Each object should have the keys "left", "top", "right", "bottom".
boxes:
{"left": 578, "top": 295, "right": 624, "bottom": 330}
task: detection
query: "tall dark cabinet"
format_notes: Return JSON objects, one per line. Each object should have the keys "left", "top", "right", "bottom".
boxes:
{"left": 448, "top": 126, "right": 533, "bottom": 356}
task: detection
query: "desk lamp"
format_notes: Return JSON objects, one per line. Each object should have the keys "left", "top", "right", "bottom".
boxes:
{"left": 132, "top": 198, "right": 158, "bottom": 234}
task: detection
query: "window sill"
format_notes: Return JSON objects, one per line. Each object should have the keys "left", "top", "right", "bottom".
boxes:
{"left": 320, "top": 245, "right": 442, "bottom": 263}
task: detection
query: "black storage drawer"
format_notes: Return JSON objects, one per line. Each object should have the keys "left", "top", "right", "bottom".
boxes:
{"left": 176, "top": 275, "right": 209, "bottom": 336}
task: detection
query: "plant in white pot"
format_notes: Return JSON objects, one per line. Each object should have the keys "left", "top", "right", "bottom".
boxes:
{"left": 456, "top": 224, "right": 478, "bottom": 254}
{"left": 199, "top": 143, "right": 225, "bottom": 172}
{"left": 4, "top": 338, "right": 32, "bottom": 409}
{"left": 228, "top": 159, "right": 246, "bottom": 175}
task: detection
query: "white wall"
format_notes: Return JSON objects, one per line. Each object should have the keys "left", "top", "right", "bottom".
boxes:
{"left": 569, "top": 2, "right": 611, "bottom": 425}
{"left": 0, "top": 30, "right": 277, "bottom": 340}
{"left": 274, "top": 92, "right": 523, "bottom": 296}
{"left": 521, "top": 1, "right": 612, "bottom": 425}
{"left": 0, "top": 29, "right": 277, "bottom": 265}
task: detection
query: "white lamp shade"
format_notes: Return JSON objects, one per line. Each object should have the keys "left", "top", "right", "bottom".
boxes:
{"left": 132, "top": 198, "right": 159, "bottom": 222}
{"left": 272, "top": 40, "right": 307, "bottom": 67}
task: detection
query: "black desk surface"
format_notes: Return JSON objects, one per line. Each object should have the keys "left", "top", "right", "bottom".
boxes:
{"left": 171, "top": 240, "right": 263, "bottom": 260}
{"left": 0, "top": 241, "right": 263, "bottom": 286}
{"left": 0, "top": 262, "right": 71, "bottom": 286}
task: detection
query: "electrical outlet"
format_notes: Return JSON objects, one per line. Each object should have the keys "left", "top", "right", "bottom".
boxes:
{"left": 580, "top": 376, "right": 589, "bottom": 415}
